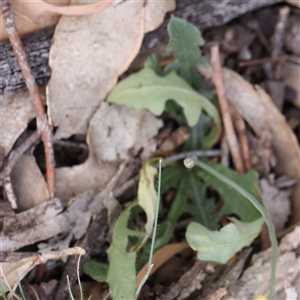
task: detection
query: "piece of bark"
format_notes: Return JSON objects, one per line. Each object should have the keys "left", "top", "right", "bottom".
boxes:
{"left": 0, "top": 28, "right": 53, "bottom": 95}
{"left": 228, "top": 226, "right": 300, "bottom": 299}
{"left": 0, "top": 0, "right": 283, "bottom": 95}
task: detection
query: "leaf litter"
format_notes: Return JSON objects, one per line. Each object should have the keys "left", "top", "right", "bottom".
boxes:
{"left": 0, "top": 2, "right": 299, "bottom": 300}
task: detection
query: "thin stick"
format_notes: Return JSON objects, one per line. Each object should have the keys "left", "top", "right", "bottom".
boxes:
{"left": 230, "top": 106, "right": 252, "bottom": 171}
{"left": 272, "top": 6, "right": 290, "bottom": 58}
{"left": 271, "top": 6, "right": 290, "bottom": 80}
{"left": 159, "top": 149, "right": 221, "bottom": 167}
{"left": 3, "top": 176, "right": 18, "bottom": 209}
{"left": 220, "top": 135, "right": 230, "bottom": 167}
{"left": 0, "top": 131, "right": 40, "bottom": 179}
{"left": 0, "top": 0, "right": 55, "bottom": 198}
{"left": 76, "top": 252, "right": 83, "bottom": 300}
{"left": 239, "top": 55, "right": 287, "bottom": 67}
{"left": 210, "top": 45, "right": 245, "bottom": 174}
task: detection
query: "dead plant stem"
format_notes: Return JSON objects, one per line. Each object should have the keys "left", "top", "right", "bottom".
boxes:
{"left": 0, "top": 131, "right": 40, "bottom": 180}
{"left": 230, "top": 106, "right": 252, "bottom": 171}
{"left": 210, "top": 45, "right": 245, "bottom": 174}
{"left": 0, "top": 0, "right": 55, "bottom": 198}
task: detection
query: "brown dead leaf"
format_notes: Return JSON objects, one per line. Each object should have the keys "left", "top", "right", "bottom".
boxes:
{"left": 0, "top": 247, "right": 84, "bottom": 293}
{"left": 47, "top": 0, "right": 175, "bottom": 139}
{"left": 198, "top": 65, "right": 300, "bottom": 225}
{"left": 156, "top": 126, "right": 190, "bottom": 155}
{"left": 10, "top": 154, "right": 49, "bottom": 211}
{"left": 56, "top": 103, "right": 162, "bottom": 205}
{"left": 284, "top": 0, "right": 300, "bottom": 8}
{"left": 0, "top": 191, "right": 94, "bottom": 251}
{"left": 136, "top": 242, "right": 189, "bottom": 299}
{"left": 283, "top": 58, "right": 300, "bottom": 108}
{"left": 248, "top": 130, "right": 276, "bottom": 177}
{"left": 0, "top": 0, "right": 113, "bottom": 41}
{"left": 260, "top": 177, "right": 291, "bottom": 231}
{"left": 0, "top": 91, "right": 35, "bottom": 167}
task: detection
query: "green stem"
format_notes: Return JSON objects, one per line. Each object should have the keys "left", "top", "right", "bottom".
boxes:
{"left": 195, "top": 160, "right": 278, "bottom": 299}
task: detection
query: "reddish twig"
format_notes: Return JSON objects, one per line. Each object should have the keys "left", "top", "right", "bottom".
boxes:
{"left": 210, "top": 45, "right": 245, "bottom": 174}
{"left": 230, "top": 106, "right": 252, "bottom": 172}
{"left": 1, "top": 0, "right": 55, "bottom": 197}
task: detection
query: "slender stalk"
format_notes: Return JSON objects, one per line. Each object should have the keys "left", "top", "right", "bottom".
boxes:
{"left": 210, "top": 45, "right": 245, "bottom": 174}
{"left": 135, "top": 160, "right": 162, "bottom": 298}
{"left": 195, "top": 160, "right": 278, "bottom": 299}
{"left": 0, "top": 0, "right": 55, "bottom": 198}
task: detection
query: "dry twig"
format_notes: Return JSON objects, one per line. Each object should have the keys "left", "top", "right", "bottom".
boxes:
{"left": 271, "top": 6, "right": 290, "bottom": 80}
{"left": 2, "top": 176, "right": 18, "bottom": 209}
{"left": 160, "top": 149, "right": 222, "bottom": 167}
{"left": 230, "top": 106, "right": 251, "bottom": 172}
{"left": 221, "top": 135, "right": 230, "bottom": 167}
{"left": 0, "top": 0, "right": 55, "bottom": 198}
{"left": 272, "top": 6, "right": 291, "bottom": 58}
{"left": 239, "top": 55, "right": 287, "bottom": 67}
{"left": 0, "top": 131, "right": 40, "bottom": 180}
{"left": 210, "top": 45, "right": 245, "bottom": 174}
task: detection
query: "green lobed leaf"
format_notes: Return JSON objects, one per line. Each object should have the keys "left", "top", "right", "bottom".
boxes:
{"left": 196, "top": 162, "right": 263, "bottom": 222}
{"left": 83, "top": 260, "right": 108, "bottom": 282}
{"left": 165, "top": 16, "right": 208, "bottom": 89}
{"left": 107, "top": 68, "right": 220, "bottom": 129}
{"left": 106, "top": 202, "right": 139, "bottom": 300}
{"left": 186, "top": 217, "right": 264, "bottom": 264}
{"left": 195, "top": 159, "right": 278, "bottom": 299}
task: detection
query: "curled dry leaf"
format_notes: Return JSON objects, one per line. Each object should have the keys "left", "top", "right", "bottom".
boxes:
{"left": 0, "top": 247, "right": 85, "bottom": 293}
{"left": 136, "top": 243, "right": 189, "bottom": 293}
{"left": 284, "top": 0, "right": 300, "bottom": 8}
{"left": 0, "top": 0, "right": 113, "bottom": 41}
{"left": 156, "top": 126, "right": 190, "bottom": 155}
{"left": 55, "top": 103, "right": 162, "bottom": 205}
{"left": 47, "top": 0, "right": 175, "bottom": 139}
{"left": 10, "top": 154, "right": 49, "bottom": 211}
{"left": 259, "top": 178, "right": 291, "bottom": 231}
{"left": 198, "top": 66, "right": 300, "bottom": 224}
{"left": 0, "top": 91, "right": 35, "bottom": 167}
{"left": 283, "top": 58, "right": 300, "bottom": 108}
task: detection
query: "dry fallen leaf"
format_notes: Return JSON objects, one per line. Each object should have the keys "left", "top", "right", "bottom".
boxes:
{"left": 0, "top": 247, "right": 85, "bottom": 293}
{"left": 0, "top": 0, "right": 113, "bottom": 41}
{"left": 136, "top": 243, "right": 190, "bottom": 293}
{"left": 10, "top": 154, "right": 49, "bottom": 211}
{"left": 156, "top": 126, "right": 190, "bottom": 155}
{"left": 0, "top": 91, "right": 35, "bottom": 167}
{"left": 283, "top": 58, "right": 300, "bottom": 109}
{"left": 229, "top": 226, "right": 300, "bottom": 299}
{"left": 55, "top": 103, "right": 162, "bottom": 205}
{"left": 260, "top": 177, "right": 291, "bottom": 231}
{"left": 47, "top": 0, "right": 175, "bottom": 139}
{"left": 0, "top": 191, "right": 94, "bottom": 252}
{"left": 284, "top": 0, "right": 300, "bottom": 8}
